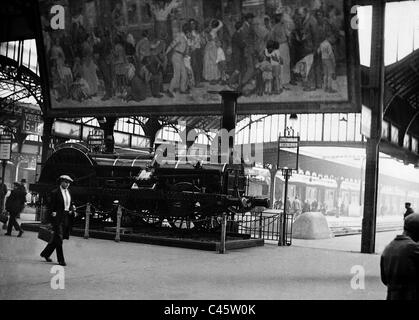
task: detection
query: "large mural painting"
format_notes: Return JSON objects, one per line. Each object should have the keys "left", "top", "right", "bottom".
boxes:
{"left": 38, "top": 0, "right": 355, "bottom": 114}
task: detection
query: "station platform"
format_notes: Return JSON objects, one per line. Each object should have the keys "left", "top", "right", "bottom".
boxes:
{"left": 0, "top": 225, "right": 399, "bottom": 300}
{"left": 326, "top": 216, "right": 403, "bottom": 235}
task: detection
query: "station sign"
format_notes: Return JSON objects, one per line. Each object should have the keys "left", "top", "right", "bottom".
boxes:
{"left": 0, "top": 134, "right": 12, "bottom": 160}
{"left": 278, "top": 137, "right": 299, "bottom": 149}
{"left": 22, "top": 111, "right": 43, "bottom": 135}
{"left": 87, "top": 129, "right": 104, "bottom": 152}
{"left": 87, "top": 129, "right": 104, "bottom": 146}
{"left": 277, "top": 136, "right": 300, "bottom": 171}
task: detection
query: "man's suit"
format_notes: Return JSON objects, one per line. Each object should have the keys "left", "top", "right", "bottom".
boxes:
{"left": 405, "top": 207, "right": 415, "bottom": 219}
{"left": 380, "top": 235, "right": 419, "bottom": 300}
{"left": 40, "top": 187, "right": 74, "bottom": 263}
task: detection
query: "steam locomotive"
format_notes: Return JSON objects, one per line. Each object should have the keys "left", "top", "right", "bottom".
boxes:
{"left": 30, "top": 142, "right": 269, "bottom": 230}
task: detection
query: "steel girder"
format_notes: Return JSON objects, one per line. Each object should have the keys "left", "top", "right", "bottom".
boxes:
{"left": 0, "top": 54, "right": 42, "bottom": 112}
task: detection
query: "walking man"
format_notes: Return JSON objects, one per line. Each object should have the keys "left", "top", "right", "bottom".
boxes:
{"left": 380, "top": 214, "right": 419, "bottom": 300}
{"left": 5, "top": 182, "right": 25, "bottom": 237}
{"left": 40, "top": 175, "right": 76, "bottom": 266}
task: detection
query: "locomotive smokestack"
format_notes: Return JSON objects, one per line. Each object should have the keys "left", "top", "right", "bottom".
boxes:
{"left": 219, "top": 90, "right": 241, "bottom": 165}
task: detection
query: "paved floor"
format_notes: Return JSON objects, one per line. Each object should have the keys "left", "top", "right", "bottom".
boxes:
{"left": 0, "top": 227, "right": 398, "bottom": 300}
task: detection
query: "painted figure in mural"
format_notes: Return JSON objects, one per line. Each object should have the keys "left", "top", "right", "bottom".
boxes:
{"left": 148, "top": 0, "right": 182, "bottom": 43}
{"left": 318, "top": 34, "right": 337, "bottom": 93}
{"left": 254, "top": 14, "right": 271, "bottom": 58}
{"left": 165, "top": 23, "right": 192, "bottom": 97}
{"left": 112, "top": 1, "right": 125, "bottom": 32}
{"left": 81, "top": 36, "right": 99, "bottom": 97}
{"left": 203, "top": 19, "right": 224, "bottom": 85}
{"left": 50, "top": 35, "right": 73, "bottom": 102}
{"left": 114, "top": 34, "right": 128, "bottom": 96}
{"left": 228, "top": 21, "right": 244, "bottom": 89}
{"left": 240, "top": 13, "right": 257, "bottom": 88}
{"left": 270, "top": 13, "right": 291, "bottom": 89}
{"left": 254, "top": 54, "right": 265, "bottom": 96}
{"left": 126, "top": 62, "right": 148, "bottom": 102}
{"left": 95, "top": 28, "right": 114, "bottom": 100}
{"left": 264, "top": 40, "right": 282, "bottom": 94}
{"left": 136, "top": 30, "right": 152, "bottom": 67}
{"left": 260, "top": 55, "right": 274, "bottom": 95}
{"left": 147, "top": 40, "right": 166, "bottom": 97}
{"left": 188, "top": 19, "right": 204, "bottom": 87}
{"left": 295, "top": 7, "right": 320, "bottom": 91}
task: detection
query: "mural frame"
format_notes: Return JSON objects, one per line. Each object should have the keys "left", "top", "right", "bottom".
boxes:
{"left": 35, "top": 0, "right": 361, "bottom": 118}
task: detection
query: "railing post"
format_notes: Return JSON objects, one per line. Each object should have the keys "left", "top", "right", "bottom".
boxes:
{"left": 115, "top": 204, "right": 122, "bottom": 243}
{"left": 258, "top": 211, "right": 263, "bottom": 239}
{"left": 219, "top": 213, "right": 227, "bottom": 254}
{"left": 84, "top": 203, "right": 91, "bottom": 239}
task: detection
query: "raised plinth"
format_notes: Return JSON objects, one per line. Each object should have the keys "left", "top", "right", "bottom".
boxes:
{"left": 21, "top": 223, "right": 263, "bottom": 252}
{"left": 292, "top": 212, "right": 332, "bottom": 239}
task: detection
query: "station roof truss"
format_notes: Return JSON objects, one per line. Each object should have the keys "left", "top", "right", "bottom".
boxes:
{"left": 0, "top": 54, "right": 42, "bottom": 110}
{"left": 361, "top": 48, "right": 419, "bottom": 164}
{"left": 384, "top": 49, "right": 419, "bottom": 130}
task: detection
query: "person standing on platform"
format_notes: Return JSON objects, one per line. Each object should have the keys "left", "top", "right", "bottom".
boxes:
{"left": 302, "top": 199, "right": 310, "bottom": 213}
{"left": 292, "top": 195, "right": 302, "bottom": 218}
{"left": 4, "top": 182, "right": 25, "bottom": 237}
{"left": 40, "top": 175, "right": 76, "bottom": 266}
{"left": 0, "top": 177, "right": 7, "bottom": 212}
{"left": 18, "top": 178, "right": 27, "bottom": 217}
{"left": 285, "top": 196, "right": 292, "bottom": 214}
{"left": 274, "top": 198, "right": 283, "bottom": 210}
{"left": 404, "top": 202, "right": 414, "bottom": 219}
{"left": 380, "top": 213, "right": 419, "bottom": 300}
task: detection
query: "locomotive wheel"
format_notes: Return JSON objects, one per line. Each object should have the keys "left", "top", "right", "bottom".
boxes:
{"left": 166, "top": 182, "right": 202, "bottom": 228}
{"left": 166, "top": 216, "right": 193, "bottom": 229}
{"left": 139, "top": 209, "right": 169, "bottom": 228}
{"left": 192, "top": 215, "right": 221, "bottom": 232}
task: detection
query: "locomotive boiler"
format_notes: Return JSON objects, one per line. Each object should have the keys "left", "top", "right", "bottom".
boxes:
{"left": 30, "top": 142, "right": 269, "bottom": 230}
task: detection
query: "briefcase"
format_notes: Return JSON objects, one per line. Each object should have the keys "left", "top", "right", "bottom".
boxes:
{"left": 38, "top": 225, "right": 54, "bottom": 243}
{"left": 0, "top": 212, "right": 8, "bottom": 224}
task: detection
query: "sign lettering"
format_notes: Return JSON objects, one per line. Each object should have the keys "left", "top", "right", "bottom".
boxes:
{"left": 0, "top": 135, "right": 12, "bottom": 160}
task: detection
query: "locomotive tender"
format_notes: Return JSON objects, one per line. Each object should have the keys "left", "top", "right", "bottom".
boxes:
{"left": 30, "top": 142, "right": 269, "bottom": 230}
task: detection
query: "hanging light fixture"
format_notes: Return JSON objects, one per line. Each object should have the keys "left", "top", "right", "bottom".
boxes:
{"left": 285, "top": 114, "right": 298, "bottom": 136}
{"left": 340, "top": 115, "right": 348, "bottom": 122}
{"left": 97, "top": 117, "right": 106, "bottom": 124}
{"left": 289, "top": 113, "right": 298, "bottom": 123}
